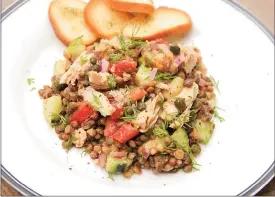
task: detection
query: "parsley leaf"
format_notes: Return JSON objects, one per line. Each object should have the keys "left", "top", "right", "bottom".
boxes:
{"left": 81, "top": 148, "right": 88, "bottom": 157}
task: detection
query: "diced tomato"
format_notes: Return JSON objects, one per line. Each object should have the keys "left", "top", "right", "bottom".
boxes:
{"left": 104, "top": 119, "right": 118, "bottom": 137}
{"left": 128, "top": 87, "right": 147, "bottom": 102}
{"left": 70, "top": 103, "right": 97, "bottom": 124}
{"left": 104, "top": 118, "right": 139, "bottom": 143}
{"left": 111, "top": 123, "right": 139, "bottom": 144}
{"left": 112, "top": 60, "right": 137, "bottom": 77}
{"left": 110, "top": 106, "right": 123, "bottom": 120}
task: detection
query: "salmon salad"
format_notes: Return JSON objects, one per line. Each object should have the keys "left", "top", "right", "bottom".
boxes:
{"left": 38, "top": 35, "right": 219, "bottom": 178}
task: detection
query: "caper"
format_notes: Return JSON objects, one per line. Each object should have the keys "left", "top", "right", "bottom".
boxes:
{"left": 191, "top": 143, "right": 201, "bottom": 156}
{"left": 137, "top": 102, "right": 146, "bottom": 111}
{"left": 170, "top": 45, "right": 181, "bottom": 55}
{"left": 174, "top": 98, "right": 186, "bottom": 113}
{"left": 124, "top": 106, "right": 134, "bottom": 115}
{"left": 91, "top": 64, "right": 100, "bottom": 72}
{"left": 57, "top": 83, "right": 68, "bottom": 91}
{"left": 90, "top": 57, "right": 97, "bottom": 65}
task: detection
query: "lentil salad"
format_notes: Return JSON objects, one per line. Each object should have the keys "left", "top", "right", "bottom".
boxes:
{"left": 38, "top": 35, "right": 218, "bottom": 178}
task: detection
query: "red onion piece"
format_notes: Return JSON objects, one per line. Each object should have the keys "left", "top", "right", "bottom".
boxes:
{"left": 99, "top": 154, "right": 106, "bottom": 168}
{"left": 150, "top": 68, "right": 158, "bottom": 80}
{"left": 174, "top": 56, "right": 184, "bottom": 67}
{"left": 100, "top": 59, "right": 109, "bottom": 72}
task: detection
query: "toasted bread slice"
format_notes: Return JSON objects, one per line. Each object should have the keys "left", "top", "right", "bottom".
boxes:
{"left": 49, "top": 0, "right": 98, "bottom": 46}
{"left": 106, "top": 0, "right": 155, "bottom": 15}
{"left": 84, "top": 0, "right": 192, "bottom": 40}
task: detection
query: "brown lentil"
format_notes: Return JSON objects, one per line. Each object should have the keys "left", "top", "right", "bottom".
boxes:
{"left": 87, "top": 128, "right": 97, "bottom": 137}
{"left": 64, "top": 125, "right": 73, "bottom": 134}
{"left": 168, "top": 157, "right": 177, "bottom": 166}
{"left": 128, "top": 140, "right": 136, "bottom": 148}
{"left": 87, "top": 144, "right": 94, "bottom": 153}
{"left": 133, "top": 165, "right": 142, "bottom": 174}
{"left": 95, "top": 134, "right": 102, "bottom": 140}
{"left": 140, "top": 135, "right": 148, "bottom": 142}
{"left": 55, "top": 125, "right": 64, "bottom": 134}
{"left": 82, "top": 120, "right": 95, "bottom": 130}
{"left": 99, "top": 117, "right": 107, "bottom": 125}
{"left": 183, "top": 154, "right": 191, "bottom": 165}
{"left": 184, "top": 78, "right": 194, "bottom": 87}
{"left": 146, "top": 87, "right": 154, "bottom": 93}
{"left": 62, "top": 98, "right": 68, "bottom": 106}
{"left": 183, "top": 164, "right": 193, "bottom": 173}
{"left": 90, "top": 151, "right": 98, "bottom": 159}
{"left": 70, "top": 121, "right": 79, "bottom": 128}
{"left": 102, "top": 146, "right": 111, "bottom": 154}
{"left": 96, "top": 127, "right": 104, "bottom": 135}
{"left": 152, "top": 169, "right": 160, "bottom": 174}
{"left": 174, "top": 149, "right": 184, "bottom": 160}
{"left": 128, "top": 152, "right": 136, "bottom": 160}
{"left": 177, "top": 71, "right": 185, "bottom": 79}
{"left": 123, "top": 171, "right": 133, "bottom": 178}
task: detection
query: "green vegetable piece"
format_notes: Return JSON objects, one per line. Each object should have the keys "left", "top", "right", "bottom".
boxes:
{"left": 124, "top": 106, "right": 134, "bottom": 116}
{"left": 66, "top": 36, "right": 86, "bottom": 60}
{"left": 54, "top": 60, "right": 66, "bottom": 75}
{"left": 191, "top": 119, "right": 215, "bottom": 144}
{"left": 105, "top": 155, "right": 132, "bottom": 173}
{"left": 174, "top": 98, "right": 186, "bottom": 113}
{"left": 137, "top": 102, "right": 146, "bottom": 111}
{"left": 162, "top": 76, "right": 183, "bottom": 98}
{"left": 90, "top": 57, "right": 97, "bottom": 65}
{"left": 191, "top": 143, "right": 201, "bottom": 156}
{"left": 135, "top": 65, "right": 153, "bottom": 87}
{"left": 107, "top": 75, "right": 117, "bottom": 89}
{"left": 171, "top": 128, "right": 190, "bottom": 151}
{"left": 170, "top": 45, "right": 181, "bottom": 55}
{"left": 43, "top": 95, "right": 62, "bottom": 126}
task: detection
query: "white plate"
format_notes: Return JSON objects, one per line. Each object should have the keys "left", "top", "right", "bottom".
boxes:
{"left": 1, "top": 0, "right": 274, "bottom": 195}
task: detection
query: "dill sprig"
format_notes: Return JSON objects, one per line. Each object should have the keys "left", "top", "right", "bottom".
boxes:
{"left": 109, "top": 53, "right": 123, "bottom": 63}
{"left": 213, "top": 107, "right": 225, "bottom": 122}
{"left": 154, "top": 73, "right": 176, "bottom": 81}
{"left": 107, "top": 172, "right": 115, "bottom": 181}
{"left": 27, "top": 78, "right": 35, "bottom": 86}
{"left": 209, "top": 76, "right": 220, "bottom": 94}
{"left": 81, "top": 147, "right": 88, "bottom": 157}
{"left": 80, "top": 56, "right": 88, "bottom": 65}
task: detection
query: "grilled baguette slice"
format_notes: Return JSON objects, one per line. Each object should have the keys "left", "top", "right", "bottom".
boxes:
{"left": 49, "top": 0, "right": 98, "bottom": 46}
{"left": 84, "top": 0, "right": 192, "bottom": 40}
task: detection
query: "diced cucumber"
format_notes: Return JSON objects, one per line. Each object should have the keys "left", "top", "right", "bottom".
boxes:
{"left": 171, "top": 128, "right": 190, "bottom": 151}
{"left": 105, "top": 155, "right": 132, "bottom": 173}
{"left": 66, "top": 36, "right": 86, "bottom": 60}
{"left": 43, "top": 95, "right": 62, "bottom": 126}
{"left": 191, "top": 119, "right": 215, "bottom": 144}
{"left": 54, "top": 60, "right": 66, "bottom": 75}
{"left": 163, "top": 77, "right": 184, "bottom": 98}
{"left": 135, "top": 65, "right": 154, "bottom": 87}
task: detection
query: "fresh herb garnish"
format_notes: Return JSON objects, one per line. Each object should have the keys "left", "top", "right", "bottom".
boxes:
{"left": 107, "top": 172, "right": 115, "bottom": 181}
{"left": 109, "top": 53, "right": 123, "bottom": 63}
{"left": 88, "top": 93, "right": 102, "bottom": 110}
{"left": 80, "top": 56, "right": 88, "bottom": 65}
{"left": 107, "top": 75, "right": 117, "bottom": 89}
{"left": 209, "top": 76, "right": 220, "bottom": 94}
{"left": 153, "top": 126, "right": 169, "bottom": 137}
{"left": 81, "top": 147, "right": 88, "bottom": 157}
{"left": 27, "top": 78, "right": 35, "bottom": 86}
{"left": 213, "top": 107, "right": 225, "bottom": 122}
{"left": 121, "top": 115, "right": 137, "bottom": 121}
{"left": 119, "top": 35, "right": 147, "bottom": 51}
{"left": 154, "top": 73, "right": 176, "bottom": 81}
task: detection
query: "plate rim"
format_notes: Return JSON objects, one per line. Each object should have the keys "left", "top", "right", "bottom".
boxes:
{"left": 1, "top": 0, "right": 274, "bottom": 196}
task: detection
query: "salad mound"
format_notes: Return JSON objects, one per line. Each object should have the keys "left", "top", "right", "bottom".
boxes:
{"left": 38, "top": 35, "right": 218, "bottom": 178}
